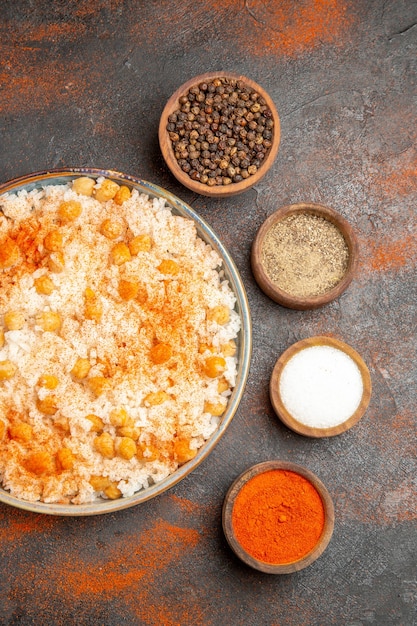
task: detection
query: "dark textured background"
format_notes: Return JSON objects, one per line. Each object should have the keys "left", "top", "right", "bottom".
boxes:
{"left": 0, "top": 1, "right": 416, "bottom": 625}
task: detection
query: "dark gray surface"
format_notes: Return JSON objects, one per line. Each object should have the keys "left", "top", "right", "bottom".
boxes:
{"left": 0, "top": 1, "right": 416, "bottom": 624}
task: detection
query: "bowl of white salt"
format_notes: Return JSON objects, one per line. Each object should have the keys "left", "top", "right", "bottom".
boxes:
{"left": 270, "top": 336, "right": 372, "bottom": 438}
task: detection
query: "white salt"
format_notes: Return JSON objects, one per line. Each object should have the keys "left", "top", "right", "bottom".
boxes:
{"left": 279, "top": 345, "right": 363, "bottom": 428}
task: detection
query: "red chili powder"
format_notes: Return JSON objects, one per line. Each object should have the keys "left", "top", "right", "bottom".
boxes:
{"left": 367, "top": 234, "right": 415, "bottom": 272}
{"left": 232, "top": 469, "right": 325, "bottom": 564}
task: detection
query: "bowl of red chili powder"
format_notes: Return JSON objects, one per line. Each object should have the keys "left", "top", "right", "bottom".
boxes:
{"left": 222, "top": 460, "right": 334, "bottom": 573}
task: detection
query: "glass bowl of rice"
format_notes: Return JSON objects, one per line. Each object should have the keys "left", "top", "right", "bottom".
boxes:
{"left": 0, "top": 168, "right": 251, "bottom": 516}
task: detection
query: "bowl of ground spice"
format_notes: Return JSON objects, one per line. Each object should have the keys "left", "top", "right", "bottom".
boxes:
{"left": 159, "top": 72, "right": 280, "bottom": 197}
{"left": 222, "top": 460, "right": 335, "bottom": 574}
{"left": 251, "top": 202, "right": 359, "bottom": 309}
{"left": 270, "top": 336, "right": 372, "bottom": 438}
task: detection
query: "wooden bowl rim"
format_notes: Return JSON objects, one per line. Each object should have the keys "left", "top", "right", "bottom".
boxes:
{"left": 251, "top": 202, "right": 359, "bottom": 309}
{"left": 270, "top": 335, "right": 372, "bottom": 438}
{"left": 222, "top": 460, "right": 335, "bottom": 574}
{"left": 158, "top": 71, "right": 281, "bottom": 197}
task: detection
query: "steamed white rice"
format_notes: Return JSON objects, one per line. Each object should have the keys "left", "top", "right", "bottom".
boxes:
{"left": 0, "top": 177, "right": 240, "bottom": 504}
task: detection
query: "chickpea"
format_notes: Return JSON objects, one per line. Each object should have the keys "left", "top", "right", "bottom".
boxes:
{"left": 110, "top": 242, "right": 131, "bottom": 265}
{"left": 9, "top": 422, "right": 33, "bottom": 442}
{"left": 54, "top": 416, "right": 70, "bottom": 432}
{"left": 116, "top": 436, "right": 137, "bottom": 460}
{"left": 72, "top": 176, "right": 95, "bottom": 196}
{"left": 87, "top": 376, "right": 109, "bottom": 397}
{"left": 94, "top": 432, "right": 115, "bottom": 459}
{"left": 36, "top": 395, "right": 58, "bottom": 415}
{"left": 221, "top": 340, "right": 237, "bottom": 357}
{"left": 38, "top": 374, "right": 59, "bottom": 389}
{"left": 100, "top": 218, "right": 124, "bottom": 240}
{"left": 44, "top": 229, "right": 63, "bottom": 252}
{"left": 207, "top": 304, "right": 230, "bottom": 325}
{"left": 204, "top": 400, "right": 227, "bottom": 416}
{"left": 85, "top": 414, "right": 105, "bottom": 432}
{"left": 143, "top": 391, "right": 170, "bottom": 406}
{"left": 174, "top": 438, "right": 197, "bottom": 465}
{"left": 0, "top": 236, "right": 20, "bottom": 269}
{"left": 48, "top": 250, "right": 65, "bottom": 273}
{"left": 71, "top": 357, "right": 91, "bottom": 379}
{"left": 149, "top": 342, "right": 172, "bottom": 365}
{"left": 35, "top": 311, "right": 61, "bottom": 332}
{"left": 158, "top": 259, "right": 180, "bottom": 275}
{"left": 117, "top": 425, "right": 140, "bottom": 440}
{"left": 94, "top": 179, "right": 120, "bottom": 203}
{"left": 118, "top": 279, "right": 139, "bottom": 301}
{"left": 24, "top": 451, "right": 55, "bottom": 475}
{"left": 217, "top": 377, "right": 230, "bottom": 394}
{"left": 89, "top": 475, "right": 111, "bottom": 491}
{"left": 128, "top": 234, "right": 152, "bottom": 255}
{"left": 0, "top": 360, "right": 17, "bottom": 380}
{"left": 104, "top": 483, "right": 122, "bottom": 499}
{"left": 137, "top": 443, "right": 159, "bottom": 462}
{"left": 113, "top": 185, "right": 131, "bottom": 205}
{"left": 203, "top": 355, "right": 226, "bottom": 378}
{"left": 109, "top": 407, "right": 131, "bottom": 428}
{"left": 198, "top": 343, "right": 215, "bottom": 354}
{"left": 84, "top": 297, "right": 103, "bottom": 323}
{"left": 56, "top": 447, "right": 75, "bottom": 471}
{"left": 34, "top": 274, "right": 55, "bottom": 295}
{"left": 4, "top": 310, "right": 25, "bottom": 330}
{"left": 58, "top": 200, "right": 82, "bottom": 222}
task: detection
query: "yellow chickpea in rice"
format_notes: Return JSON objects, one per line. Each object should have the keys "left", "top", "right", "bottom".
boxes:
{"left": 85, "top": 414, "right": 105, "bottom": 433}
{"left": 89, "top": 475, "right": 112, "bottom": 491}
{"left": 48, "top": 250, "right": 65, "bottom": 273}
{"left": 94, "top": 432, "right": 115, "bottom": 459}
{"left": 118, "top": 279, "right": 139, "bottom": 301}
{"left": 94, "top": 179, "right": 120, "bottom": 203}
{"left": 143, "top": 391, "right": 170, "bottom": 406}
{"left": 34, "top": 274, "right": 55, "bottom": 295}
{"left": 9, "top": 312, "right": 24, "bottom": 331}
{"left": 4, "top": 310, "right": 25, "bottom": 331}
{"left": 207, "top": 304, "right": 230, "bottom": 325}
{"left": 158, "top": 259, "right": 180, "bottom": 275}
{"left": 58, "top": 200, "right": 82, "bottom": 222}
{"left": 100, "top": 219, "right": 124, "bottom": 240}
{"left": 204, "top": 400, "right": 227, "bottom": 416}
{"left": 0, "top": 236, "right": 20, "bottom": 269}
{"left": 56, "top": 447, "right": 75, "bottom": 471}
{"left": 24, "top": 451, "right": 56, "bottom": 476}
{"left": 35, "top": 311, "right": 61, "bottom": 332}
{"left": 36, "top": 395, "right": 59, "bottom": 415}
{"left": 203, "top": 355, "right": 226, "bottom": 378}
{"left": 0, "top": 360, "right": 18, "bottom": 380}
{"left": 104, "top": 483, "right": 122, "bottom": 499}
{"left": 9, "top": 422, "right": 33, "bottom": 442}
{"left": 72, "top": 176, "right": 95, "bottom": 196}
{"left": 150, "top": 342, "right": 172, "bottom": 365}
{"left": 113, "top": 185, "right": 131, "bottom": 205}
{"left": 128, "top": 234, "right": 152, "bottom": 255}
{"left": 174, "top": 438, "right": 197, "bottom": 465}
{"left": 116, "top": 436, "right": 137, "bottom": 460}
{"left": 110, "top": 242, "right": 131, "bottom": 265}
{"left": 109, "top": 407, "right": 131, "bottom": 428}
{"left": 44, "top": 229, "right": 63, "bottom": 252}
{"left": 87, "top": 376, "right": 109, "bottom": 397}
{"left": 71, "top": 357, "right": 91, "bottom": 379}
{"left": 37, "top": 374, "right": 59, "bottom": 389}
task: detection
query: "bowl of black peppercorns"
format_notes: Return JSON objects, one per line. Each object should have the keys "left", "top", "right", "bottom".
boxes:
{"left": 159, "top": 72, "right": 281, "bottom": 197}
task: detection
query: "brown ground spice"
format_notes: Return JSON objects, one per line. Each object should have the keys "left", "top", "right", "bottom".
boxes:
{"left": 261, "top": 213, "right": 349, "bottom": 297}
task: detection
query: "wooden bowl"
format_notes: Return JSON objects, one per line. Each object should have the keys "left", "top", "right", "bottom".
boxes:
{"left": 222, "top": 460, "right": 335, "bottom": 574}
{"left": 159, "top": 72, "right": 281, "bottom": 197}
{"left": 270, "top": 336, "right": 372, "bottom": 438}
{"left": 251, "top": 202, "right": 359, "bottom": 309}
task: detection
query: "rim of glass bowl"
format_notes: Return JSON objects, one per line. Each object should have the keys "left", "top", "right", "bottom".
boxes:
{"left": 0, "top": 167, "right": 252, "bottom": 516}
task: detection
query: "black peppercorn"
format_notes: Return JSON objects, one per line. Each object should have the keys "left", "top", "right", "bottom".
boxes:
{"left": 167, "top": 76, "right": 275, "bottom": 188}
